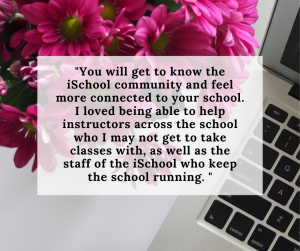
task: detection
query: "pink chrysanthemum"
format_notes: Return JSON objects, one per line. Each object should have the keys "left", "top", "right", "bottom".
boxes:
{"left": 176, "top": 0, "right": 239, "bottom": 37}
{"left": 0, "top": 0, "right": 16, "bottom": 25}
{"left": 135, "top": 5, "right": 216, "bottom": 56}
{"left": 0, "top": 103, "right": 37, "bottom": 172}
{"left": 20, "top": 59, "right": 37, "bottom": 89}
{"left": 216, "top": 0, "right": 259, "bottom": 56}
{"left": 0, "top": 77, "right": 7, "bottom": 97}
{"left": 98, "top": 0, "right": 148, "bottom": 21}
{"left": 19, "top": 0, "right": 105, "bottom": 56}
{"left": 95, "top": 9, "right": 137, "bottom": 56}
{"left": 9, "top": 18, "right": 37, "bottom": 59}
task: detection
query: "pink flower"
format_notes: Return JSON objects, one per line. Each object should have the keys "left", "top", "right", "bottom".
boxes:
{"left": 20, "top": 59, "right": 37, "bottom": 89}
{"left": 216, "top": 0, "right": 259, "bottom": 56}
{"left": 176, "top": 0, "right": 238, "bottom": 37}
{"left": 19, "top": 0, "right": 105, "bottom": 56}
{"left": 135, "top": 5, "right": 216, "bottom": 56}
{"left": 38, "top": 124, "right": 72, "bottom": 173}
{"left": 0, "top": 77, "right": 7, "bottom": 97}
{"left": 9, "top": 18, "right": 40, "bottom": 59}
{"left": 0, "top": 103, "right": 37, "bottom": 172}
{"left": 95, "top": 9, "right": 137, "bottom": 56}
{"left": 0, "top": 0, "right": 16, "bottom": 25}
{"left": 37, "top": 104, "right": 73, "bottom": 173}
{"left": 15, "top": 0, "right": 49, "bottom": 9}
{"left": 98, "top": 0, "right": 148, "bottom": 21}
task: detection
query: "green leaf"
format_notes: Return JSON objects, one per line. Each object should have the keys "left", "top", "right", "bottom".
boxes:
{"left": 155, "top": 0, "right": 182, "bottom": 12}
{"left": 0, "top": 81, "right": 37, "bottom": 112}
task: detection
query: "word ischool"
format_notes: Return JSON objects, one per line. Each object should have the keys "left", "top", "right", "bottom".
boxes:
{"left": 66, "top": 77, "right": 235, "bottom": 93}
{"left": 64, "top": 158, "right": 237, "bottom": 171}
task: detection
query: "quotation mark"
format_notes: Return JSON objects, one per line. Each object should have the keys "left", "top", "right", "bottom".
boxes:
{"left": 75, "top": 67, "right": 79, "bottom": 70}
{"left": 209, "top": 172, "right": 212, "bottom": 176}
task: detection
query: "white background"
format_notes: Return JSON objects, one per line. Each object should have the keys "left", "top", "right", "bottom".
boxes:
{"left": 0, "top": 1, "right": 276, "bottom": 250}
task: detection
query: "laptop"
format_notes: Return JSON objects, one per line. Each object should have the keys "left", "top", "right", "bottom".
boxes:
{"left": 148, "top": 1, "right": 300, "bottom": 251}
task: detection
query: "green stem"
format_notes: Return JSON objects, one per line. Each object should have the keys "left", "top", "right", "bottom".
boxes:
{"left": 9, "top": 13, "right": 25, "bottom": 23}
{"left": 6, "top": 79, "right": 22, "bottom": 89}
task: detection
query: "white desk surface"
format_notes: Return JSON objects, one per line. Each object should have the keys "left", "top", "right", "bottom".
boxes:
{"left": 0, "top": 1, "right": 276, "bottom": 250}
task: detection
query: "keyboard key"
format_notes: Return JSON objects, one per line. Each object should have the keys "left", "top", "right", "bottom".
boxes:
{"left": 248, "top": 224, "right": 276, "bottom": 251}
{"left": 297, "top": 151, "right": 300, "bottom": 160}
{"left": 288, "top": 218, "right": 300, "bottom": 242}
{"left": 272, "top": 236, "right": 299, "bottom": 251}
{"left": 242, "top": 138, "right": 279, "bottom": 170}
{"left": 219, "top": 180, "right": 272, "bottom": 220}
{"left": 265, "top": 104, "right": 288, "bottom": 123}
{"left": 274, "top": 156, "right": 300, "bottom": 182}
{"left": 262, "top": 144, "right": 280, "bottom": 170}
{"left": 230, "top": 158, "right": 272, "bottom": 193}
{"left": 296, "top": 176, "right": 300, "bottom": 187}
{"left": 288, "top": 116, "right": 300, "bottom": 133}
{"left": 275, "top": 129, "right": 300, "bottom": 155}
{"left": 268, "top": 180, "right": 294, "bottom": 206}
{"left": 289, "top": 192, "right": 300, "bottom": 215}
{"left": 267, "top": 206, "right": 293, "bottom": 232}
{"left": 226, "top": 212, "right": 254, "bottom": 241}
{"left": 204, "top": 200, "right": 233, "bottom": 229}
{"left": 242, "top": 138, "right": 263, "bottom": 165}
{"left": 254, "top": 117, "right": 280, "bottom": 143}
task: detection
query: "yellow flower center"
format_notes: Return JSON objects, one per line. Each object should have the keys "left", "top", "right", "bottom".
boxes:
{"left": 61, "top": 18, "right": 83, "bottom": 39}
{"left": 25, "top": 123, "right": 37, "bottom": 133}
{"left": 105, "top": 35, "right": 119, "bottom": 54}
{"left": 99, "top": 2, "right": 116, "bottom": 20}
{"left": 151, "top": 33, "right": 168, "bottom": 52}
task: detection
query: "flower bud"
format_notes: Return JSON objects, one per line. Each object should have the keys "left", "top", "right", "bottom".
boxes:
{"left": 10, "top": 60, "right": 27, "bottom": 78}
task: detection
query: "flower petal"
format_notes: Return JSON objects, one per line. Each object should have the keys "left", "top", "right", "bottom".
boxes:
{"left": 150, "top": 4, "right": 167, "bottom": 29}
{"left": 14, "top": 132, "right": 36, "bottom": 169}
{"left": 20, "top": 3, "right": 50, "bottom": 25}
{"left": 24, "top": 29, "right": 43, "bottom": 44}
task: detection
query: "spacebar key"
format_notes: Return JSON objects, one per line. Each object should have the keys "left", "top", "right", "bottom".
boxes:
{"left": 218, "top": 180, "right": 272, "bottom": 221}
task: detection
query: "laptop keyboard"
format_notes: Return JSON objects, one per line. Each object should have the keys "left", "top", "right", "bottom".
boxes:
{"left": 202, "top": 102, "right": 300, "bottom": 251}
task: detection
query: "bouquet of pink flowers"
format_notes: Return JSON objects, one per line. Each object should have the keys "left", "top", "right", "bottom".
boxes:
{"left": 0, "top": 0, "right": 259, "bottom": 172}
